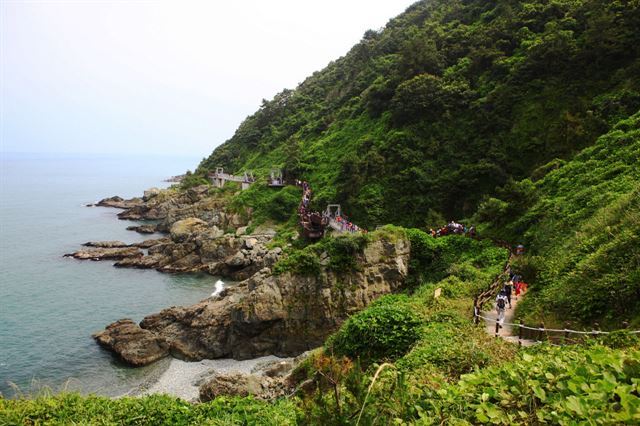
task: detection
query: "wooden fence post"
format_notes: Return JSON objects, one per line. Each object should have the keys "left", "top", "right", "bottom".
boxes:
{"left": 564, "top": 322, "right": 571, "bottom": 345}
{"left": 473, "top": 298, "right": 479, "bottom": 324}
{"left": 537, "top": 322, "right": 545, "bottom": 342}
{"left": 518, "top": 320, "right": 523, "bottom": 346}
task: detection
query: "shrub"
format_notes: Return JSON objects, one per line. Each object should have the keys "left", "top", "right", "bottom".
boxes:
{"left": 327, "top": 302, "right": 422, "bottom": 363}
{"left": 324, "top": 234, "right": 369, "bottom": 272}
{"left": 273, "top": 248, "right": 320, "bottom": 276}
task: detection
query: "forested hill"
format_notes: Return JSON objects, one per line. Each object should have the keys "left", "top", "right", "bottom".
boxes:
{"left": 198, "top": 0, "right": 640, "bottom": 228}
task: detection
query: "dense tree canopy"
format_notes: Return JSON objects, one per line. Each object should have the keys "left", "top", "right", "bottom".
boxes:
{"left": 199, "top": 0, "right": 640, "bottom": 228}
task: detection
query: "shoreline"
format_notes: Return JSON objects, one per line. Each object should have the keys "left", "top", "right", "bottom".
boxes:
{"left": 133, "top": 355, "right": 292, "bottom": 402}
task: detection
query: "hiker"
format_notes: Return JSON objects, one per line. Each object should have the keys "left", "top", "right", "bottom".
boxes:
{"left": 496, "top": 290, "right": 508, "bottom": 327}
{"left": 503, "top": 281, "right": 513, "bottom": 308}
{"left": 514, "top": 280, "right": 521, "bottom": 299}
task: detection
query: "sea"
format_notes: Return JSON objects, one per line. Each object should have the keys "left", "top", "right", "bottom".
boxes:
{"left": 0, "top": 152, "right": 222, "bottom": 398}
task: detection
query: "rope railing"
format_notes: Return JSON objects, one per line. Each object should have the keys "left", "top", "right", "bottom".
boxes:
{"left": 475, "top": 311, "right": 640, "bottom": 347}
{"left": 475, "top": 313, "right": 640, "bottom": 334}
{"left": 472, "top": 253, "right": 513, "bottom": 324}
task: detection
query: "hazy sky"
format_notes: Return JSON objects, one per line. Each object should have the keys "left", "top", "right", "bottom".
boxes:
{"left": 1, "top": 0, "right": 416, "bottom": 157}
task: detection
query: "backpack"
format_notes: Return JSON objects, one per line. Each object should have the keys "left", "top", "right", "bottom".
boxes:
{"left": 497, "top": 297, "right": 506, "bottom": 309}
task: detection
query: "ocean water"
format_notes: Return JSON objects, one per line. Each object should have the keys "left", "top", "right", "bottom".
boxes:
{"left": 0, "top": 153, "right": 220, "bottom": 397}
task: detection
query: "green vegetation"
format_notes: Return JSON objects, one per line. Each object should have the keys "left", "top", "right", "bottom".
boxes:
{"left": 273, "top": 233, "right": 370, "bottom": 276}
{"left": 0, "top": 394, "right": 299, "bottom": 425}
{"left": 327, "top": 295, "right": 423, "bottom": 363}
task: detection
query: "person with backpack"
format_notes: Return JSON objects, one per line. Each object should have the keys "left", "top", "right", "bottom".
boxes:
{"left": 503, "top": 281, "right": 513, "bottom": 308}
{"left": 496, "top": 290, "right": 508, "bottom": 327}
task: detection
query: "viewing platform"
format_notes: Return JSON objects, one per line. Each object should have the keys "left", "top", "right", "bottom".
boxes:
{"left": 208, "top": 167, "right": 255, "bottom": 190}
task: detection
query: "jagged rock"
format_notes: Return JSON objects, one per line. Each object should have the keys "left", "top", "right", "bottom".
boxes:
{"left": 225, "top": 251, "right": 246, "bottom": 267}
{"left": 235, "top": 226, "right": 248, "bottom": 236}
{"left": 170, "top": 218, "right": 208, "bottom": 242}
{"left": 143, "top": 187, "right": 161, "bottom": 201}
{"left": 262, "top": 360, "right": 295, "bottom": 378}
{"left": 244, "top": 238, "right": 258, "bottom": 250}
{"left": 133, "top": 238, "right": 171, "bottom": 249}
{"left": 65, "top": 247, "right": 143, "bottom": 260}
{"left": 95, "top": 196, "right": 144, "bottom": 209}
{"left": 82, "top": 241, "right": 128, "bottom": 248}
{"left": 93, "top": 319, "right": 169, "bottom": 366}
{"left": 114, "top": 254, "right": 165, "bottom": 269}
{"left": 199, "top": 373, "right": 283, "bottom": 402}
{"left": 126, "top": 224, "right": 157, "bottom": 234}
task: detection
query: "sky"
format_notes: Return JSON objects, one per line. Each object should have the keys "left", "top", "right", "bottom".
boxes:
{"left": 1, "top": 0, "right": 417, "bottom": 158}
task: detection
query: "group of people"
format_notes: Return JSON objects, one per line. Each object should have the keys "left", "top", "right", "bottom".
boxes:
{"left": 429, "top": 221, "right": 477, "bottom": 238}
{"left": 296, "top": 181, "right": 327, "bottom": 239}
{"left": 331, "top": 215, "right": 367, "bottom": 234}
{"left": 297, "top": 180, "right": 319, "bottom": 220}
{"left": 495, "top": 267, "right": 529, "bottom": 327}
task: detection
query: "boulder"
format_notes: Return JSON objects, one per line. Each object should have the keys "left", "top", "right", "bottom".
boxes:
{"left": 170, "top": 218, "right": 208, "bottom": 242}
{"left": 225, "top": 251, "right": 246, "bottom": 267}
{"left": 244, "top": 238, "right": 258, "bottom": 250}
{"left": 143, "top": 187, "right": 161, "bottom": 201}
{"left": 93, "top": 319, "right": 169, "bottom": 366}
{"left": 199, "top": 373, "right": 282, "bottom": 402}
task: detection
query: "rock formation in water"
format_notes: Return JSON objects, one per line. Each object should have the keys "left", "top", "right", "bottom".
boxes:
{"left": 93, "top": 319, "right": 169, "bottom": 366}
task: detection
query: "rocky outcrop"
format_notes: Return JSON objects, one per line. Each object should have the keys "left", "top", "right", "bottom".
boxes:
{"left": 82, "top": 241, "right": 128, "bottom": 248}
{"left": 93, "top": 319, "right": 169, "bottom": 366}
{"left": 133, "top": 238, "right": 171, "bottom": 249}
{"left": 92, "top": 196, "right": 144, "bottom": 209}
{"left": 112, "top": 186, "right": 249, "bottom": 233}
{"left": 102, "top": 236, "right": 409, "bottom": 364}
{"left": 126, "top": 224, "right": 157, "bottom": 234}
{"left": 65, "top": 247, "right": 143, "bottom": 260}
{"left": 199, "top": 373, "right": 285, "bottom": 402}
{"left": 197, "top": 353, "right": 308, "bottom": 401}
{"left": 111, "top": 218, "right": 281, "bottom": 279}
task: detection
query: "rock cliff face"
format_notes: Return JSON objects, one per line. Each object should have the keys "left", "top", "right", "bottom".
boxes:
{"left": 97, "top": 236, "right": 410, "bottom": 365}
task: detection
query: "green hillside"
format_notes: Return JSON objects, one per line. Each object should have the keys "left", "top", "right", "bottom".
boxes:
{"left": 199, "top": 0, "right": 640, "bottom": 228}
{"left": 477, "top": 112, "right": 640, "bottom": 328}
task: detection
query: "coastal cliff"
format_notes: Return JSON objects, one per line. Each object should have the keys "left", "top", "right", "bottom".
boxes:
{"left": 94, "top": 231, "right": 409, "bottom": 365}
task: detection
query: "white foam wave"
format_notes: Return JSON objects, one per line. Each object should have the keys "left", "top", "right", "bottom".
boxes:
{"left": 211, "top": 279, "right": 225, "bottom": 297}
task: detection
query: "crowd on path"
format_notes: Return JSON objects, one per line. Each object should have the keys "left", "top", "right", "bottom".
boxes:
{"left": 429, "top": 221, "right": 477, "bottom": 238}
{"left": 296, "top": 180, "right": 325, "bottom": 230}
{"left": 295, "top": 179, "right": 367, "bottom": 236}
{"left": 495, "top": 266, "right": 529, "bottom": 327}
{"left": 329, "top": 214, "right": 367, "bottom": 234}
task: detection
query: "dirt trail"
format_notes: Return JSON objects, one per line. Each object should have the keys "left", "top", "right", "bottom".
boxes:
{"left": 481, "top": 290, "right": 537, "bottom": 347}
